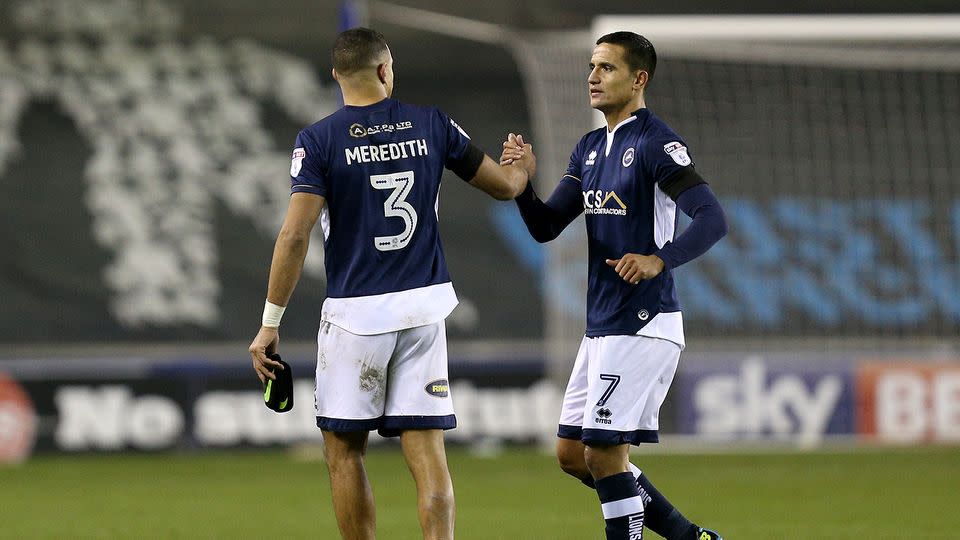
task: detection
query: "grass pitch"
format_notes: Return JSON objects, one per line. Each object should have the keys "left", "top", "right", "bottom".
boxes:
{"left": 2, "top": 446, "right": 958, "bottom": 539}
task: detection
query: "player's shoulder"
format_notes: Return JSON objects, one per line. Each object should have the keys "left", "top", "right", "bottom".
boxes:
{"left": 297, "top": 103, "right": 393, "bottom": 149}
{"left": 389, "top": 100, "right": 458, "bottom": 136}
{"left": 391, "top": 99, "right": 446, "bottom": 121}
{"left": 635, "top": 108, "right": 685, "bottom": 148}
{"left": 297, "top": 108, "right": 345, "bottom": 144}
{"left": 633, "top": 109, "right": 694, "bottom": 169}
{"left": 576, "top": 126, "right": 606, "bottom": 150}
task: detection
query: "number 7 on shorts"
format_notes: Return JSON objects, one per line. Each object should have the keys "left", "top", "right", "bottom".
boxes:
{"left": 596, "top": 373, "right": 621, "bottom": 407}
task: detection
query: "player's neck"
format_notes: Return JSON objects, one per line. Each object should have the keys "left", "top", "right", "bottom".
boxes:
{"left": 339, "top": 85, "right": 389, "bottom": 107}
{"left": 604, "top": 96, "right": 645, "bottom": 132}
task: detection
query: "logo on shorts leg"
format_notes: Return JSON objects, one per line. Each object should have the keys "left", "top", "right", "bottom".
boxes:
{"left": 595, "top": 407, "right": 613, "bottom": 424}
{"left": 638, "top": 309, "right": 649, "bottom": 321}
{"left": 424, "top": 379, "right": 449, "bottom": 398}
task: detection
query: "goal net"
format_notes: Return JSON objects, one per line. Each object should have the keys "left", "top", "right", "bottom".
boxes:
{"left": 368, "top": 6, "right": 960, "bottom": 377}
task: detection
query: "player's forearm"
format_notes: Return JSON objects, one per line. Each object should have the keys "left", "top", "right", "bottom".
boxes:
{"left": 514, "top": 180, "right": 582, "bottom": 243}
{"left": 265, "top": 228, "right": 311, "bottom": 307}
{"left": 499, "top": 164, "right": 529, "bottom": 200}
{"left": 654, "top": 184, "right": 727, "bottom": 270}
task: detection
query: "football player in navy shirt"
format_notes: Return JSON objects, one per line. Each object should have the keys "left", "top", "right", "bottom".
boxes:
{"left": 502, "top": 32, "right": 726, "bottom": 540}
{"left": 249, "top": 28, "right": 534, "bottom": 540}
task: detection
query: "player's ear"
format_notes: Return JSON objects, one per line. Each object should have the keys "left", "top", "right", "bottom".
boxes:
{"left": 332, "top": 68, "right": 339, "bottom": 82}
{"left": 634, "top": 70, "right": 648, "bottom": 91}
{"left": 377, "top": 63, "right": 388, "bottom": 85}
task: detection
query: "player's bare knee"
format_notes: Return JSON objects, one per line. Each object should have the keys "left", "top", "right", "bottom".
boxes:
{"left": 583, "top": 444, "right": 626, "bottom": 480}
{"left": 420, "top": 489, "right": 455, "bottom": 515}
{"left": 556, "top": 448, "right": 589, "bottom": 479}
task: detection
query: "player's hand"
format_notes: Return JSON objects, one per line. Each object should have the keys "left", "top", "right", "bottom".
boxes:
{"left": 249, "top": 326, "right": 283, "bottom": 383}
{"left": 605, "top": 254, "right": 665, "bottom": 284}
{"left": 502, "top": 133, "right": 537, "bottom": 179}
{"left": 500, "top": 132, "right": 525, "bottom": 165}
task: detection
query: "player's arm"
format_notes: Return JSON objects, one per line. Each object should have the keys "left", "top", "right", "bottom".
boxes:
{"left": 440, "top": 111, "right": 530, "bottom": 200}
{"left": 500, "top": 134, "right": 582, "bottom": 243}
{"left": 248, "top": 192, "right": 325, "bottom": 383}
{"left": 606, "top": 170, "right": 727, "bottom": 284}
{"left": 449, "top": 138, "right": 531, "bottom": 200}
{"left": 467, "top": 154, "right": 531, "bottom": 200}
{"left": 511, "top": 179, "right": 583, "bottom": 243}
{"left": 654, "top": 177, "right": 727, "bottom": 270}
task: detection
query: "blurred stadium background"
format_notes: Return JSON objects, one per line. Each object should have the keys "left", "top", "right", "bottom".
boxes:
{"left": 1, "top": 0, "right": 959, "bottom": 538}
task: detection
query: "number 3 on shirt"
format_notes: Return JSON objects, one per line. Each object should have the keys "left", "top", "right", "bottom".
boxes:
{"left": 370, "top": 171, "right": 418, "bottom": 251}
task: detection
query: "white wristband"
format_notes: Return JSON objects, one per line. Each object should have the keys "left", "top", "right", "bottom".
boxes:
{"left": 261, "top": 301, "right": 286, "bottom": 328}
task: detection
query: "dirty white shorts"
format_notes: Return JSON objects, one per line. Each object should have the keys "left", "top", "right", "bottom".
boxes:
{"left": 314, "top": 320, "right": 456, "bottom": 437}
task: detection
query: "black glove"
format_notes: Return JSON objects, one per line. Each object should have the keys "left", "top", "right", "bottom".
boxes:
{"left": 262, "top": 353, "right": 293, "bottom": 412}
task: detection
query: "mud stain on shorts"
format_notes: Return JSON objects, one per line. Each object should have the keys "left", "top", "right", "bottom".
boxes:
{"left": 317, "top": 349, "right": 328, "bottom": 371}
{"left": 358, "top": 354, "right": 385, "bottom": 406}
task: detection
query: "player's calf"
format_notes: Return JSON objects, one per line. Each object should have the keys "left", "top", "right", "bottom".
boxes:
{"left": 630, "top": 465, "right": 721, "bottom": 540}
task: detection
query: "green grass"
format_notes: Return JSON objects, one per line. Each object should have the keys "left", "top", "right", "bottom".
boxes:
{"left": 1, "top": 446, "right": 958, "bottom": 539}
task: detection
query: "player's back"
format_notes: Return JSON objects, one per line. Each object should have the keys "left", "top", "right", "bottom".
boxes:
{"left": 290, "top": 98, "right": 473, "bottom": 334}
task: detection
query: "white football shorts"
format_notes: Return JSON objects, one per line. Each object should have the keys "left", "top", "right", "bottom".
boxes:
{"left": 314, "top": 320, "right": 455, "bottom": 437}
{"left": 558, "top": 334, "right": 681, "bottom": 445}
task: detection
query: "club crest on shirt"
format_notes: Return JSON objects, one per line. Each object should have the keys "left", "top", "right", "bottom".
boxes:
{"left": 664, "top": 141, "right": 691, "bottom": 166}
{"left": 622, "top": 147, "right": 635, "bottom": 167}
{"left": 290, "top": 147, "right": 306, "bottom": 177}
{"left": 585, "top": 149, "right": 597, "bottom": 166}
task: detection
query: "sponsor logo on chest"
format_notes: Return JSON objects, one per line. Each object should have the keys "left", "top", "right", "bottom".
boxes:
{"left": 582, "top": 189, "right": 627, "bottom": 216}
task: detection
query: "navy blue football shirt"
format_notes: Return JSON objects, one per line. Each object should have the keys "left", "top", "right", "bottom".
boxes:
{"left": 570, "top": 108, "right": 700, "bottom": 342}
{"left": 289, "top": 98, "right": 476, "bottom": 334}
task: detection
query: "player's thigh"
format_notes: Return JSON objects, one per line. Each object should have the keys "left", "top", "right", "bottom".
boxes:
{"left": 582, "top": 336, "right": 681, "bottom": 442}
{"left": 558, "top": 336, "right": 593, "bottom": 438}
{"left": 315, "top": 321, "right": 398, "bottom": 426}
{"left": 636, "top": 338, "right": 681, "bottom": 429}
{"left": 380, "top": 322, "right": 456, "bottom": 432}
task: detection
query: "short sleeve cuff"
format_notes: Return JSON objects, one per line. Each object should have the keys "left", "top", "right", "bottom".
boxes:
{"left": 291, "top": 183, "right": 326, "bottom": 197}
